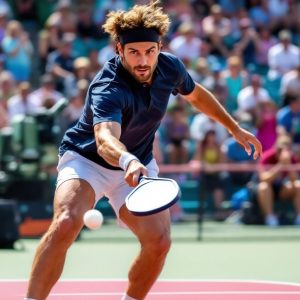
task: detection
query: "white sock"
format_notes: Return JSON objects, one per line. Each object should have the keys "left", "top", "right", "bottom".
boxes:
{"left": 121, "top": 294, "right": 137, "bottom": 300}
{"left": 24, "top": 298, "right": 36, "bottom": 300}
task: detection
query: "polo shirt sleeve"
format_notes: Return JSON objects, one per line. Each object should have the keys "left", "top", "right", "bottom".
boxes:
{"left": 90, "top": 83, "right": 124, "bottom": 125}
{"left": 172, "top": 57, "right": 195, "bottom": 95}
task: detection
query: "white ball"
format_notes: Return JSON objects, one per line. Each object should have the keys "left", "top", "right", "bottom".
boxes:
{"left": 83, "top": 209, "right": 104, "bottom": 230}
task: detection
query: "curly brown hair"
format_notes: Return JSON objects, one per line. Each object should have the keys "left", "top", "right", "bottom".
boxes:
{"left": 102, "top": 0, "right": 170, "bottom": 42}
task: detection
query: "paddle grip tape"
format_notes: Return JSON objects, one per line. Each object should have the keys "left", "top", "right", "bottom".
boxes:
{"left": 119, "top": 152, "right": 140, "bottom": 171}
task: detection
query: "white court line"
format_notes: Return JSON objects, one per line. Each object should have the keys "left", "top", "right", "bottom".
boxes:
{"left": 49, "top": 291, "right": 300, "bottom": 296}
{"left": 2, "top": 278, "right": 300, "bottom": 287}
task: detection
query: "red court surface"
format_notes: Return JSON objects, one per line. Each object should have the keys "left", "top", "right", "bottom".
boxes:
{"left": 2, "top": 279, "right": 300, "bottom": 299}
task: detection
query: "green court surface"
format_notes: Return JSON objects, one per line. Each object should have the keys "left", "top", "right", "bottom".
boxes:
{"left": 1, "top": 220, "right": 300, "bottom": 284}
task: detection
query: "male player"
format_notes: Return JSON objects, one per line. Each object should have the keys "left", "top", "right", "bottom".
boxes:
{"left": 25, "top": 1, "right": 262, "bottom": 300}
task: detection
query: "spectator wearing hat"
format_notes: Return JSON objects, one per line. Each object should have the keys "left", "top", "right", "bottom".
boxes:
{"left": 64, "top": 56, "right": 91, "bottom": 98}
{"left": 267, "top": 30, "right": 300, "bottom": 79}
{"left": 169, "top": 21, "right": 202, "bottom": 66}
{"left": 257, "top": 134, "right": 300, "bottom": 227}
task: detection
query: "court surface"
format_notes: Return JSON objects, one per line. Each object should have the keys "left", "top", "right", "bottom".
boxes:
{"left": 2, "top": 279, "right": 300, "bottom": 299}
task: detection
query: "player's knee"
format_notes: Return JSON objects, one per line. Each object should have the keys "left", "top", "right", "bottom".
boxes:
{"left": 143, "top": 232, "right": 171, "bottom": 259}
{"left": 51, "top": 211, "right": 82, "bottom": 244}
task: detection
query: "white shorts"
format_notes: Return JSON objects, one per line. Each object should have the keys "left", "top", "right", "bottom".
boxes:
{"left": 56, "top": 150, "right": 159, "bottom": 219}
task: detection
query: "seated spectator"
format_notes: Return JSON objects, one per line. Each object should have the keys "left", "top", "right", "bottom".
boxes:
{"left": 169, "top": 21, "right": 202, "bottom": 66}
{"left": 46, "top": 33, "right": 76, "bottom": 92}
{"left": 277, "top": 95, "right": 300, "bottom": 156}
{"left": 233, "top": 18, "right": 257, "bottom": 67}
{"left": 46, "top": 0, "right": 76, "bottom": 35}
{"left": 202, "top": 4, "right": 231, "bottom": 59}
{"left": 257, "top": 135, "right": 300, "bottom": 226}
{"left": 190, "top": 113, "right": 228, "bottom": 146}
{"left": 267, "top": 30, "right": 300, "bottom": 79}
{"left": 221, "top": 56, "right": 248, "bottom": 114}
{"left": 253, "top": 26, "right": 277, "bottom": 75}
{"left": 237, "top": 74, "right": 271, "bottom": 119}
{"left": 255, "top": 98, "right": 277, "bottom": 152}
{"left": 7, "top": 81, "right": 38, "bottom": 121}
{"left": 30, "top": 73, "right": 63, "bottom": 110}
{"left": 64, "top": 57, "right": 91, "bottom": 98}
{"left": 280, "top": 66, "right": 300, "bottom": 99}
{"left": 193, "top": 129, "right": 226, "bottom": 221}
{"left": 1, "top": 20, "right": 33, "bottom": 82}
{"left": 162, "top": 105, "right": 190, "bottom": 164}
{"left": 222, "top": 113, "right": 257, "bottom": 187}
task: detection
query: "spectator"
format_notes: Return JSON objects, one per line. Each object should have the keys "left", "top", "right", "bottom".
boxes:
{"left": 190, "top": 113, "right": 228, "bottom": 145}
{"left": 267, "top": 30, "right": 300, "bottom": 79}
{"left": 255, "top": 98, "right": 277, "bottom": 152}
{"left": 64, "top": 57, "right": 91, "bottom": 98}
{"left": 221, "top": 56, "right": 248, "bottom": 114}
{"left": 169, "top": 21, "right": 202, "bottom": 66}
{"left": 233, "top": 18, "right": 257, "bottom": 67}
{"left": 2, "top": 20, "right": 33, "bottom": 82}
{"left": 202, "top": 4, "right": 231, "bottom": 59}
{"left": 193, "top": 129, "right": 226, "bottom": 221}
{"left": 162, "top": 105, "right": 190, "bottom": 164}
{"left": 257, "top": 135, "right": 300, "bottom": 226}
{"left": 280, "top": 66, "right": 300, "bottom": 99}
{"left": 30, "top": 73, "right": 63, "bottom": 110}
{"left": 46, "top": 33, "right": 76, "bottom": 92}
{"left": 7, "top": 81, "right": 37, "bottom": 121}
{"left": 222, "top": 115, "right": 256, "bottom": 187}
{"left": 46, "top": 0, "right": 76, "bottom": 35}
{"left": 237, "top": 74, "right": 271, "bottom": 118}
{"left": 248, "top": 0, "right": 271, "bottom": 29}
{"left": 277, "top": 95, "right": 300, "bottom": 154}
{"left": 253, "top": 26, "right": 277, "bottom": 75}
{"left": 38, "top": 21, "right": 61, "bottom": 73}
{"left": 0, "top": 9, "right": 8, "bottom": 45}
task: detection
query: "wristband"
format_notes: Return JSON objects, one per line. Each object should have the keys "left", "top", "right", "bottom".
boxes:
{"left": 119, "top": 152, "right": 139, "bottom": 171}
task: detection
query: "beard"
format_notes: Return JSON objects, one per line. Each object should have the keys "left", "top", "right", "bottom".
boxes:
{"left": 122, "top": 56, "right": 157, "bottom": 84}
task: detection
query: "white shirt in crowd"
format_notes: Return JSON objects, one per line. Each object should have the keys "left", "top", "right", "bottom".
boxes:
{"left": 237, "top": 86, "right": 271, "bottom": 112}
{"left": 190, "top": 113, "right": 228, "bottom": 143}
{"left": 268, "top": 43, "right": 300, "bottom": 76}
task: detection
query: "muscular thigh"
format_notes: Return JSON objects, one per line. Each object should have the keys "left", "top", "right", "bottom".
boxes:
{"left": 53, "top": 179, "right": 95, "bottom": 222}
{"left": 119, "top": 205, "right": 171, "bottom": 243}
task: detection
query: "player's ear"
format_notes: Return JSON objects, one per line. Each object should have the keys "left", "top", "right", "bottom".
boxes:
{"left": 158, "top": 41, "right": 162, "bottom": 52}
{"left": 117, "top": 42, "right": 124, "bottom": 58}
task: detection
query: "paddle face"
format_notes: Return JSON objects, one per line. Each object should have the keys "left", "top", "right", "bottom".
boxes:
{"left": 125, "top": 176, "right": 181, "bottom": 216}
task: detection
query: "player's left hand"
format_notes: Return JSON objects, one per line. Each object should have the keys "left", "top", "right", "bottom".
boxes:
{"left": 231, "top": 127, "right": 262, "bottom": 160}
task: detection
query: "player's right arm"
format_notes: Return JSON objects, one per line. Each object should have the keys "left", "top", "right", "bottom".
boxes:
{"left": 94, "top": 121, "right": 147, "bottom": 186}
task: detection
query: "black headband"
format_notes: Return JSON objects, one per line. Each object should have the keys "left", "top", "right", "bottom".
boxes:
{"left": 118, "top": 27, "right": 160, "bottom": 45}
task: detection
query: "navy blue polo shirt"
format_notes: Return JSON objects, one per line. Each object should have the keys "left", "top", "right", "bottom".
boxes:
{"left": 59, "top": 52, "right": 195, "bottom": 170}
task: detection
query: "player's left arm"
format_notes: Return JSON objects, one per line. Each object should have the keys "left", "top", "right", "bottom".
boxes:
{"left": 184, "top": 82, "right": 262, "bottom": 159}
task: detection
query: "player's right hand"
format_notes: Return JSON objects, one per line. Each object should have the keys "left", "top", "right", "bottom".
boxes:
{"left": 125, "top": 160, "right": 148, "bottom": 187}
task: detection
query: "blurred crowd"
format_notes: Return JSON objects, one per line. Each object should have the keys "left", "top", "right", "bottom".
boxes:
{"left": 0, "top": 0, "right": 299, "bottom": 226}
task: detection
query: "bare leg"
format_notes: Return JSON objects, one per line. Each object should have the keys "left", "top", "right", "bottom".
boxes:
{"left": 257, "top": 182, "right": 274, "bottom": 216}
{"left": 292, "top": 180, "right": 300, "bottom": 215}
{"left": 26, "top": 179, "right": 95, "bottom": 300}
{"left": 119, "top": 205, "right": 171, "bottom": 300}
